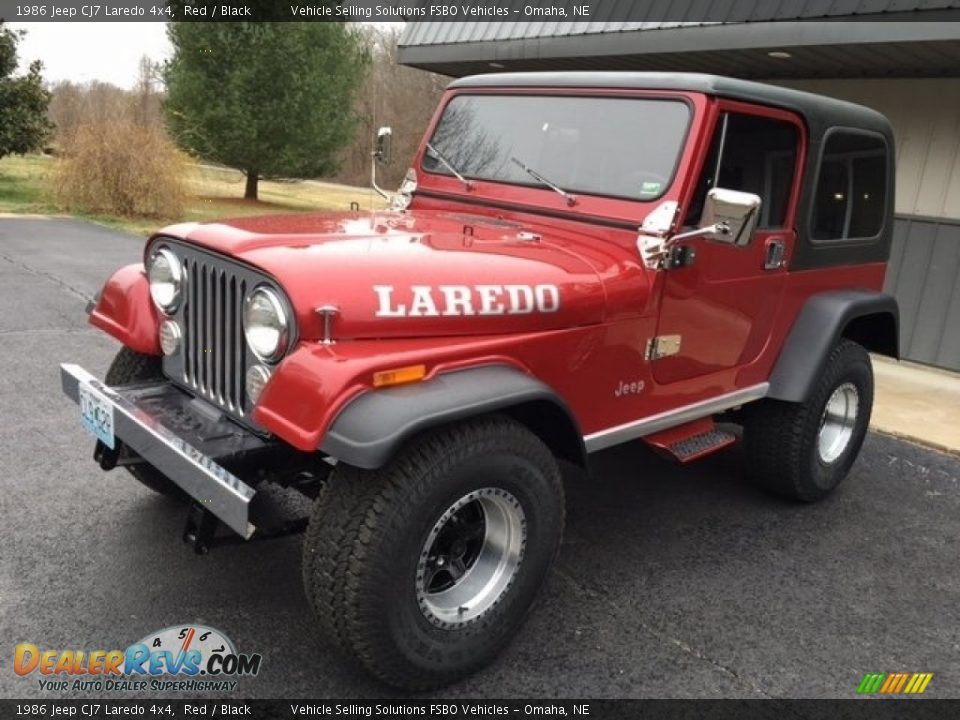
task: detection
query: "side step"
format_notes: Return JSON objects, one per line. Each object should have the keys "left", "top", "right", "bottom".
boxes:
{"left": 643, "top": 417, "right": 737, "bottom": 463}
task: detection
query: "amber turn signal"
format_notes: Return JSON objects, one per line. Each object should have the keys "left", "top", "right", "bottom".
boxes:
{"left": 372, "top": 364, "right": 427, "bottom": 388}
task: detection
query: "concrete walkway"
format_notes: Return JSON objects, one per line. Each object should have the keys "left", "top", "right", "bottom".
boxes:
{"left": 872, "top": 355, "right": 960, "bottom": 455}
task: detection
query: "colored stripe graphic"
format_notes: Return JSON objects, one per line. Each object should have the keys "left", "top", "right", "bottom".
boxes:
{"left": 857, "top": 673, "right": 886, "bottom": 694}
{"left": 893, "top": 673, "right": 909, "bottom": 693}
{"left": 904, "top": 674, "right": 921, "bottom": 694}
{"left": 879, "top": 674, "right": 897, "bottom": 693}
{"left": 858, "top": 672, "right": 933, "bottom": 694}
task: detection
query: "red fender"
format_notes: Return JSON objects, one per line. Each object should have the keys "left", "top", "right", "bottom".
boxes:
{"left": 253, "top": 336, "right": 532, "bottom": 452}
{"left": 88, "top": 264, "right": 162, "bottom": 355}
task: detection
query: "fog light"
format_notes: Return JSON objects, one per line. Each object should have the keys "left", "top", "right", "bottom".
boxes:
{"left": 245, "top": 364, "right": 271, "bottom": 404}
{"left": 159, "top": 320, "right": 181, "bottom": 356}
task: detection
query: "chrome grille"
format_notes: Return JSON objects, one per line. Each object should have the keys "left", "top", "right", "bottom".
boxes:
{"left": 182, "top": 258, "right": 248, "bottom": 415}
{"left": 153, "top": 238, "right": 270, "bottom": 430}
{"left": 156, "top": 240, "right": 294, "bottom": 428}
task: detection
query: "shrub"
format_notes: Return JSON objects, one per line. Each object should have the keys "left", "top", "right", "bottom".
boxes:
{"left": 55, "top": 120, "right": 185, "bottom": 219}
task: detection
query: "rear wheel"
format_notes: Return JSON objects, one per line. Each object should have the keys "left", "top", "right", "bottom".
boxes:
{"left": 744, "top": 339, "right": 873, "bottom": 502}
{"left": 104, "top": 347, "right": 186, "bottom": 499}
{"left": 301, "top": 416, "right": 564, "bottom": 690}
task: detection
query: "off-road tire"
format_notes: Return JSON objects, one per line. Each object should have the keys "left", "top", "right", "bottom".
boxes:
{"left": 745, "top": 339, "right": 873, "bottom": 502}
{"left": 301, "top": 415, "right": 565, "bottom": 690}
{"left": 104, "top": 347, "right": 186, "bottom": 499}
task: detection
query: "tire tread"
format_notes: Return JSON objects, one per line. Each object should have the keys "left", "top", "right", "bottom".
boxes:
{"left": 745, "top": 339, "right": 872, "bottom": 502}
{"left": 302, "top": 415, "right": 563, "bottom": 690}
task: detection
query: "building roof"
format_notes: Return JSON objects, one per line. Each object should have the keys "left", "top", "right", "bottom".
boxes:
{"left": 398, "top": 5, "right": 960, "bottom": 79}
{"left": 449, "top": 71, "right": 893, "bottom": 137}
{"left": 401, "top": 2, "right": 960, "bottom": 47}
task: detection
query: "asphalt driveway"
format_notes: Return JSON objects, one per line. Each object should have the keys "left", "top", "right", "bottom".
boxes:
{"left": 1, "top": 217, "right": 958, "bottom": 699}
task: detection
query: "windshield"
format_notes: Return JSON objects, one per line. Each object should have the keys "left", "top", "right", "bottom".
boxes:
{"left": 423, "top": 94, "right": 691, "bottom": 202}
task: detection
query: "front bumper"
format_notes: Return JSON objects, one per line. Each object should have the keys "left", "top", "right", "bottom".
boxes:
{"left": 60, "top": 363, "right": 258, "bottom": 538}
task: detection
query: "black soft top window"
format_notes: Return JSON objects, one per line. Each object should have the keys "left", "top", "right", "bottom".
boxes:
{"left": 423, "top": 94, "right": 691, "bottom": 202}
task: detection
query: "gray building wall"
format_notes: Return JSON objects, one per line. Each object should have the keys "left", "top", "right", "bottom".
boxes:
{"left": 777, "top": 79, "right": 960, "bottom": 371}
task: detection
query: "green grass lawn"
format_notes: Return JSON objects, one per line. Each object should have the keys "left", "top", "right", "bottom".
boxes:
{"left": 0, "top": 154, "right": 385, "bottom": 237}
{"left": 0, "top": 154, "right": 57, "bottom": 214}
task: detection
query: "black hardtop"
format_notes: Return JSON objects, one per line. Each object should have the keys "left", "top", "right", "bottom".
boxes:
{"left": 450, "top": 71, "right": 892, "bottom": 140}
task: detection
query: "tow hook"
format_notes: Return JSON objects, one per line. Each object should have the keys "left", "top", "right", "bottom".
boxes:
{"left": 182, "top": 502, "right": 310, "bottom": 555}
{"left": 93, "top": 440, "right": 146, "bottom": 471}
{"left": 93, "top": 440, "right": 120, "bottom": 471}
{"left": 183, "top": 502, "right": 220, "bottom": 555}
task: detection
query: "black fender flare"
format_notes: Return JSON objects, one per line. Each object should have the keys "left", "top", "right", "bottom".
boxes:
{"left": 767, "top": 289, "right": 899, "bottom": 403}
{"left": 320, "top": 364, "right": 585, "bottom": 470}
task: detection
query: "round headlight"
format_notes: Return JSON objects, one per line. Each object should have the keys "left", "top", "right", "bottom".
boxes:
{"left": 243, "top": 286, "right": 289, "bottom": 362}
{"left": 148, "top": 247, "right": 182, "bottom": 313}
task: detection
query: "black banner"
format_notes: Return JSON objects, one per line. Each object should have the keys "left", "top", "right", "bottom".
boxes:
{"left": 1, "top": 1, "right": 587, "bottom": 22}
{"left": 2, "top": 700, "right": 958, "bottom": 720}
{"left": 1, "top": 0, "right": 955, "bottom": 23}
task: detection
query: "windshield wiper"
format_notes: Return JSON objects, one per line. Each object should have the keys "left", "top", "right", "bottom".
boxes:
{"left": 510, "top": 156, "right": 577, "bottom": 206}
{"left": 426, "top": 142, "right": 472, "bottom": 190}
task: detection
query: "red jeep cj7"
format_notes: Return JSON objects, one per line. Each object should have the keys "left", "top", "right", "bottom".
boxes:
{"left": 62, "top": 73, "right": 899, "bottom": 688}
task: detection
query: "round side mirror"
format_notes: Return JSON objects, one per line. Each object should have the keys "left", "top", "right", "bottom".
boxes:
{"left": 375, "top": 126, "right": 393, "bottom": 165}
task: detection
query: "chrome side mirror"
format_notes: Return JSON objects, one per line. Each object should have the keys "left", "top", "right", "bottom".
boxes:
{"left": 636, "top": 189, "right": 762, "bottom": 270}
{"left": 371, "top": 126, "right": 393, "bottom": 200}
{"left": 699, "top": 187, "right": 761, "bottom": 246}
{"left": 374, "top": 126, "right": 393, "bottom": 165}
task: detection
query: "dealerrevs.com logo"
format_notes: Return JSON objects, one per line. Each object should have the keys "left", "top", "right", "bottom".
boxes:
{"left": 14, "top": 624, "right": 262, "bottom": 693}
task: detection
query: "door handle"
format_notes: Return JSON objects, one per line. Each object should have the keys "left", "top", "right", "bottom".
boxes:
{"left": 764, "top": 238, "right": 786, "bottom": 270}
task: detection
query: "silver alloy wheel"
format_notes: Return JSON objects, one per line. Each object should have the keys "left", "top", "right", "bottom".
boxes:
{"left": 817, "top": 382, "right": 860, "bottom": 464}
{"left": 416, "top": 488, "right": 526, "bottom": 628}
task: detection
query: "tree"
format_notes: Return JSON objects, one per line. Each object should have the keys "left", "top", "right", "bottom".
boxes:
{"left": 133, "top": 55, "right": 164, "bottom": 129}
{"left": 164, "top": 22, "right": 369, "bottom": 200}
{"left": 334, "top": 25, "right": 446, "bottom": 189}
{"left": 0, "top": 22, "right": 52, "bottom": 161}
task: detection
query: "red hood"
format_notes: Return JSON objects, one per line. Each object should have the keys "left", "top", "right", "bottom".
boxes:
{"left": 157, "top": 209, "right": 638, "bottom": 341}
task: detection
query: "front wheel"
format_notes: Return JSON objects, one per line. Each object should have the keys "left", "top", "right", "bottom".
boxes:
{"left": 301, "top": 416, "right": 565, "bottom": 690}
{"left": 744, "top": 339, "right": 873, "bottom": 502}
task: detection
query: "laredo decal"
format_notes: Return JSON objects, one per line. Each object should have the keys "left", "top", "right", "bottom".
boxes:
{"left": 374, "top": 284, "right": 560, "bottom": 318}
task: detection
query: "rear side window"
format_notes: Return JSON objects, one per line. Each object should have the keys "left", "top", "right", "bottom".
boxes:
{"left": 812, "top": 131, "right": 888, "bottom": 241}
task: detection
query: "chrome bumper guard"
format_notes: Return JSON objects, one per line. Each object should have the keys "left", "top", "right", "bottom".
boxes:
{"left": 60, "top": 363, "right": 256, "bottom": 539}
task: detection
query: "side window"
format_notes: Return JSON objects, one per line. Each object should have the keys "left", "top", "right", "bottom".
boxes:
{"left": 812, "top": 131, "right": 887, "bottom": 241}
{"left": 684, "top": 112, "right": 799, "bottom": 229}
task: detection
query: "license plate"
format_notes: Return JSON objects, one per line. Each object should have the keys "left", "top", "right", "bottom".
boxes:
{"left": 78, "top": 383, "right": 115, "bottom": 449}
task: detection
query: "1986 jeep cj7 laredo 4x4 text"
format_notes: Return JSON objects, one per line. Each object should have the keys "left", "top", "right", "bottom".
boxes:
{"left": 62, "top": 73, "right": 899, "bottom": 689}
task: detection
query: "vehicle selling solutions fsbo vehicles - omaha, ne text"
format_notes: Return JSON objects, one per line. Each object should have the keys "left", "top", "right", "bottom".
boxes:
{"left": 61, "top": 72, "right": 899, "bottom": 689}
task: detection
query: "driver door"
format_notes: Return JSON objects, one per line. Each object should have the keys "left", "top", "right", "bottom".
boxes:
{"left": 652, "top": 103, "right": 803, "bottom": 385}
